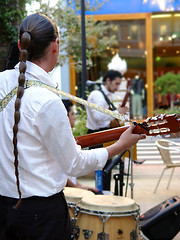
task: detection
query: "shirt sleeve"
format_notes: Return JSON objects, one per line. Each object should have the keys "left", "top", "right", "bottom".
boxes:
{"left": 34, "top": 99, "right": 108, "bottom": 177}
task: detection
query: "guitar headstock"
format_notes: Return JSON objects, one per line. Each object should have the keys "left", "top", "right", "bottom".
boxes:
{"left": 134, "top": 114, "right": 180, "bottom": 136}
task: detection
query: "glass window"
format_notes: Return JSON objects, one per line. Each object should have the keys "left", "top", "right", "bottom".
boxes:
{"left": 87, "top": 19, "right": 147, "bottom": 119}
{"left": 130, "top": 24, "right": 139, "bottom": 41}
{"left": 152, "top": 13, "right": 180, "bottom": 113}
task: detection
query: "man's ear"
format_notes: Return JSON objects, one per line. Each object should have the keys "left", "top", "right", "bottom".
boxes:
{"left": 106, "top": 77, "right": 111, "bottom": 84}
{"left": 18, "top": 40, "right": 21, "bottom": 51}
{"left": 53, "top": 38, "right": 59, "bottom": 53}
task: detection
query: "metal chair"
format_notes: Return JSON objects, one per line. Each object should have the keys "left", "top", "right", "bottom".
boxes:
{"left": 154, "top": 139, "right": 180, "bottom": 193}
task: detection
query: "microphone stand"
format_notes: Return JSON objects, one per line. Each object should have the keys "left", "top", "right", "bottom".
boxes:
{"left": 104, "top": 150, "right": 130, "bottom": 196}
{"left": 113, "top": 156, "right": 124, "bottom": 196}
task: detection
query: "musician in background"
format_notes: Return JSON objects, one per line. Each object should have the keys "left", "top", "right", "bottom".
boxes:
{"left": 62, "top": 99, "right": 99, "bottom": 194}
{"left": 86, "top": 70, "right": 129, "bottom": 191}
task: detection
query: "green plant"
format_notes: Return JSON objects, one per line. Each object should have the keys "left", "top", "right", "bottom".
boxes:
{"left": 31, "top": 0, "right": 118, "bottom": 72}
{"left": 154, "top": 72, "right": 180, "bottom": 110}
{"left": 153, "top": 108, "right": 180, "bottom": 116}
{"left": 73, "top": 105, "right": 88, "bottom": 137}
{"left": 0, "top": 0, "right": 28, "bottom": 43}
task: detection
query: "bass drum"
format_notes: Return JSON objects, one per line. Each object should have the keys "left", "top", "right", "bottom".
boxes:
{"left": 76, "top": 195, "right": 140, "bottom": 240}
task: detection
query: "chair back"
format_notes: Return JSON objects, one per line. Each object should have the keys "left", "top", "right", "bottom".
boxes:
{"left": 156, "top": 140, "right": 172, "bottom": 165}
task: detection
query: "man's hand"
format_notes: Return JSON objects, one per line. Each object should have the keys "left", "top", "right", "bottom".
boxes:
{"left": 106, "top": 123, "right": 146, "bottom": 159}
{"left": 117, "top": 106, "right": 129, "bottom": 114}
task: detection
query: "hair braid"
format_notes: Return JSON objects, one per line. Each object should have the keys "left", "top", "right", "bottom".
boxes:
{"left": 13, "top": 32, "right": 31, "bottom": 209}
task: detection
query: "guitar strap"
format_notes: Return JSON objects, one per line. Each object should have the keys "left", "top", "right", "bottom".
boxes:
{"left": 98, "top": 87, "right": 121, "bottom": 127}
{"left": 98, "top": 87, "right": 116, "bottom": 111}
{"left": 0, "top": 80, "right": 126, "bottom": 122}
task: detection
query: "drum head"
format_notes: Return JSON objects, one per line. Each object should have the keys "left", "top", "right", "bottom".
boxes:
{"left": 77, "top": 195, "right": 138, "bottom": 213}
{"left": 63, "top": 187, "right": 94, "bottom": 204}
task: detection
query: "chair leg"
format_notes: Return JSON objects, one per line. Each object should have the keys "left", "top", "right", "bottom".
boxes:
{"left": 153, "top": 167, "right": 166, "bottom": 193}
{"left": 167, "top": 168, "right": 175, "bottom": 190}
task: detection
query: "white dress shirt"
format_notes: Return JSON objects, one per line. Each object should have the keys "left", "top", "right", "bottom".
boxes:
{"left": 0, "top": 61, "right": 108, "bottom": 198}
{"left": 86, "top": 85, "right": 117, "bottom": 130}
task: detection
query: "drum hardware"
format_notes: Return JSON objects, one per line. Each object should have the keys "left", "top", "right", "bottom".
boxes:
{"left": 130, "top": 230, "right": 138, "bottom": 240}
{"left": 97, "top": 232, "right": 109, "bottom": 240}
{"left": 71, "top": 217, "right": 80, "bottom": 240}
{"left": 97, "top": 214, "right": 111, "bottom": 240}
{"left": 82, "top": 229, "right": 93, "bottom": 239}
{"left": 130, "top": 206, "right": 140, "bottom": 240}
{"left": 70, "top": 204, "right": 80, "bottom": 240}
{"left": 117, "top": 229, "right": 123, "bottom": 235}
{"left": 68, "top": 203, "right": 79, "bottom": 217}
{"left": 134, "top": 206, "right": 140, "bottom": 235}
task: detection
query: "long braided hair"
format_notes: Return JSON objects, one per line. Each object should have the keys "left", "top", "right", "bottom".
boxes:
{"left": 13, "top": 13, "right": 58, "bottom": 209}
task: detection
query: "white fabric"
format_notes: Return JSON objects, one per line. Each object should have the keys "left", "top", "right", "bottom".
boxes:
{"left": 0, "top": 61, "right": 108, "bottom": 198}
{"left": 68, "top": 176, "right": 77, "bottom": 185}
{"left": 86, "top": 85, "right": 117, "bottom": 130}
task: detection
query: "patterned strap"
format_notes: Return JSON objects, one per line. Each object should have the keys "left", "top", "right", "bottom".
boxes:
{"left": 0, "top": 80, "right": 126, "bottom": 122}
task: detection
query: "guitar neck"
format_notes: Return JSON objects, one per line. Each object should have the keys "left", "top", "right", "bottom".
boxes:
{"left": 75, "top": 114, "right": 180, "bottom": 148}
{"left": 75, "top": 124, "right": 147, "bottom": 148}
{"left": 121, "top": 92, "right": 130, "bottom": 107}
{"left": 121, "top": 79, "right": 131, "bottom": 107}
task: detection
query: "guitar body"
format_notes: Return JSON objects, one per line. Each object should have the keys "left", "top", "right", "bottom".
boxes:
{"left": 110, "top": 119, "right": 122, "bottom": 128}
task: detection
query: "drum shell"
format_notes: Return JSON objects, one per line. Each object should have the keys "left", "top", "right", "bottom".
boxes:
{"left": 76, "top": 195, "right": 140, "bottom": 240}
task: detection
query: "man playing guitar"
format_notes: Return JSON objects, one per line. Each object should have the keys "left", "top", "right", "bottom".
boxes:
{"left": 86, "top": 70, "right": 128, "bottom": 191}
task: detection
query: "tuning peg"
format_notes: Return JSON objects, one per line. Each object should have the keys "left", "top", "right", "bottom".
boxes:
{"left": 160, "top": 114, "right": 166, "bottom": 120}
{"left": 151, "top": 116, "right": 158, "bottom": 121}
{"left": 165, "top": 134, "right": 170, "bottom": 138}
{"left": 157, "top": 135, "right": 163, "bottom": 139}
{"left": 146, "top": 117, "right": 151, "bottom": 123}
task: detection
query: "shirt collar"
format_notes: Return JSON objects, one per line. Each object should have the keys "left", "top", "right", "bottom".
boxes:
{"left": 101, "top": 84, "right": 112, "bottom": 97}
{"left": 15, "top": 61, "right": 57, "bottom": 88}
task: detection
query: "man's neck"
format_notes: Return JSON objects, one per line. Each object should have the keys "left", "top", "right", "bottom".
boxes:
{"left": 101, "top": 84, "right": 111, "bottom": 95}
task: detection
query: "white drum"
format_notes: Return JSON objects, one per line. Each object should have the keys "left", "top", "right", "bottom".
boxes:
{"left": 75, "top": 195, "right": 140, "bottom": 240}
{"left": 63, "top": 187, "right": 95, "bottom": 219}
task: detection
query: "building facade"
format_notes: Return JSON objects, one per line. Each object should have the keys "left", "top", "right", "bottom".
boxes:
{"left": 70, "top": 0, "right": 180, "bottom": 118}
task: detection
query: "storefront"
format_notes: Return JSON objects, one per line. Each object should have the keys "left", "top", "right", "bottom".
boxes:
{"left": 70, "top": 0, "right": 180, "bottom": 118}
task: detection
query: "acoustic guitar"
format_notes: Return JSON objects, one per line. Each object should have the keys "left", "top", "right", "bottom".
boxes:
{"left": 76, "top": 114, "right": 180, "bottom": 148}
{"left": 120, "top": 78, "right": 131, "bottom": 108}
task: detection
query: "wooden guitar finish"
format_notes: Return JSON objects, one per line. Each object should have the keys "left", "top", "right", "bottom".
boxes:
{"left": 120, "top": 78, "right": 131, "bottom": 108}
{"left": 110, "top": 79, "right": 131, "bottom": 128}
{"left": 76, "top": 114, "right": 180, "bottom": 148}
